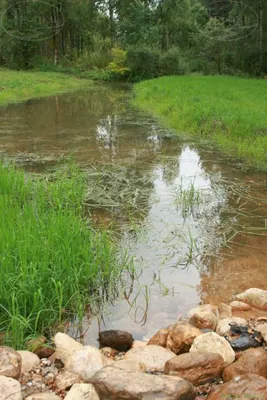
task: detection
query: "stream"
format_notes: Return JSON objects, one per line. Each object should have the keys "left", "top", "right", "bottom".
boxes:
{"left": 1, "top": 83, "right": 267, "bottom": 346}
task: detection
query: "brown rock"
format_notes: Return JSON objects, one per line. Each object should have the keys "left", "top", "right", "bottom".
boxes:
{"left": 188, "top": 305, "right": 218, "bottom": 330}
{"left": 208, "top": 374, "right": 267, "bottom": 400}
{"left": 148, "top": 326, "right": 173, "bottom": 347}
{"left": 218, "top": 304, "right": 232, "bottom": 319}
{"left": 165, "top": 352, "right": 224, "bottom": 385}
{"left": 236, "top": 288, "right": 267, "bottom": 310}
{"left": 124, "top": 345, "right": 175, "bottom": 372}
{"left": 99, "top": 330, "right": 133, "bottom": 352}
{"left": 92, "top": 365, "right": 195, "bottom": 399}
{"left": 166, "top": 322, "right": 202, "bottom": 354}
{"left": 223, "top": 348, "right": 267, "bottom": 382}
{"left": 0, "top": 347, "right": 22, "bottom": 380}
{"left": 230, "top": 301, "right": 251, "bottom": 312}
{"left": 33, "top": 347, "right": 55, "bottom": 359}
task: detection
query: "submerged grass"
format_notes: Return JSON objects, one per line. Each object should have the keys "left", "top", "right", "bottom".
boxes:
{"left": 0, "top": 161, "right": 126, "bottom": 348}
{"left": 134, "top": 76, "right": 267, "bottom": 171}
{"left": 0, "top": 68, "right": 91, "bottom": 107}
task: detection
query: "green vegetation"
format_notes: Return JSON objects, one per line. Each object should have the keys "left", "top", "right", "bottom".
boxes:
{"left": 0, "top": 161, "right": 126, "bottom": 348}
{"left": 134, "top": 75, "right": 267, "bottom": 171}
{"left": 1, "top": 1, "right": 266, "bottom": 79}
{"left": 0, "top": 69, "right": 91, "bottom": 106}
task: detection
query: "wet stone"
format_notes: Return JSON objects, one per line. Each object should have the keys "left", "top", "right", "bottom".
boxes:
{"left": 98, "top": 330, "right": 134, "bottom": 352}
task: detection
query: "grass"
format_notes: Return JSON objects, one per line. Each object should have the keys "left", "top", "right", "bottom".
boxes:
{"left": 134, "top": 75, "right": 267, "bottom": 171}
{"left": 0, "top": 68, "right": 92, "bottom": 107}
{"left": 0, "top": 161, "right": 126, "bottom": 348}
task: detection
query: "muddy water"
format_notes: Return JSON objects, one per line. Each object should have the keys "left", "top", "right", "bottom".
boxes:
{"left": 1, "top": 83, "right": 267, "bottom": 345}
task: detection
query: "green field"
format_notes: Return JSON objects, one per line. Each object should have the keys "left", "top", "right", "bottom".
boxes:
{"left": 134, "top": 76, "right": 267, "bottom": 171}
{"left": 0, "top": 69, "right": 91, "bottom": 106}
{"left": 0, "top": 162, "right": 125, "bottom": 348}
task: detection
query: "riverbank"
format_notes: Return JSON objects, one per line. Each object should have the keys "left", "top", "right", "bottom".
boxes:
{"left": 134, "top": 76, "right": 267, "bottom": 172}
{"left": 0, "top": 69, "right": 92, "bottom": 107}
{"left": 0, "top": 161, "right": 125, "bottom": 348}
{"left": 1, "top": 287, "right": 267, "bottom": 399}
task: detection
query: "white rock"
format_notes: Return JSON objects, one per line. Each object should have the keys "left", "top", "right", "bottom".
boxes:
{"left": 53, "top": 333, "right": 83, "bottom": 363}
{"left": 131, "top": 340, "right": 148, "bottom": 349}
{"left": 0, "top": 347, "right": 22, "bottom": 380}
{"left": 216, "top": 317, "right": 248, "bottom": 336}
{"left": 25, "top": 394, "right": 61, "bottom": 400}
{"left": 190, "top": 332, "right": 235, "bottom": 367}
{"left": 17, "top": 351, "right": 40, "bottom": 373}
{"left": 0, "top": 376, "right": 22, "bottom": 400}
{"left": 236, "top": 288, "right": 267, "bottom": 310}
{"left": 65, "top": 383, "right": 100, "bottom": 400}
{"left": 65, "top": 346, "right": 107, "bottom": 381}
{"left": 124, "top": 345, "right": 175, "bottom": 372}
{"left": 113, "top": 360, "right": 146, "bottom": 372}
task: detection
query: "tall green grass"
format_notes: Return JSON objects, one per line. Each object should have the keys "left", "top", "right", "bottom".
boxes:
{"left": 0, "top": 68, "right": 92, "bottom": 106}
{"left": 134, "top": 76, "right": 267, "bottom": 171}
{"left": 0, "top": 161, "right": 125, "bottom": 348}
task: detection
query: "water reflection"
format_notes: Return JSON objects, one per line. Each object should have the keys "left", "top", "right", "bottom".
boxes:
{"left": 0, "top": 84, "right": 266, "bottom": 344}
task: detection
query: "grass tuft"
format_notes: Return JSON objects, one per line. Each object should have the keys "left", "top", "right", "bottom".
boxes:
{"left": 0, "top": 161, "right": 126, "bottom": 348}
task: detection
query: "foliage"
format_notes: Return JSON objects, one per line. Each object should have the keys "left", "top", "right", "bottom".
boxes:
{"left": 1, "top": 0, "right": 266, "bottom": 78}
{"left": 134, "top": 75, "right": 267, "bottom": 171}
{"left": 0, "top": 161, "right": 126, "bottom": 348}
{"left": 107, "top": 48, "right": 129, "bottom": 76}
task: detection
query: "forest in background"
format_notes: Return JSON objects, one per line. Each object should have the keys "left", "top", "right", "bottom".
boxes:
{"left": 0, "top": 0, "right": 266, "bottom": 80}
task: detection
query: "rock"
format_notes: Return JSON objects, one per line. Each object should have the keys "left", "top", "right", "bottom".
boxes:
{"left": 216, "top": 317, "right": 248, "bottom": 337}
{"left": 148, "top": 327, "right": 171, "bottom": 347}
{"left": 0, "top": 376, "right": 22, "bottom": 400}
{"left": 112, "top": 360, "right": 146, "bottom": 372}
{"left": 230, "top": 301, "right": 251, "bottom": 312}
{"left": 223, "top": 348, "right": 267, "bottom": 382}
{"left": 207, "top": 374, "right": 267, "bottom": 400}
{"left": 53, "top": 333, "right": 83, "bottom": 363}
{"left": 124, "top": 344, "right": 175, "bottom": 372}
{"left": 218, "top": 303, "right": 232, "bottom": 319}
{"left": 65, "top": 383, "right": 100, "bottom": 400}
{"left": 99, "top": 347, "right": 119, "bottom": 359}
{"left": 99, "top": 330, "right": 133, "bottom": 352}
{"left": 188, "top": 305, "right": 218, "bottom": 330}
{"left": 55, "top": 370, "right": 84, "bottom": 390}
{"left": 256, "top": 324, "right": 267, "bottom": 342}
{"left": 17, "top": 351, "right": 40, "bottom": 373}
{"left": 236, "top": 288, "right": 267, "bottom": 310}
{"left": 25, "top": 394, "right": 61, "bottom": 400}
{"left": 0, "top": 347, "right": 22, "bottom": 380}
{"left": 34, "top": 347, "right": 55, "bottom": 359}
{"left": 166, "top": 322, "right": 202, "bottom": 354}
{"left": 92, "top": 366, "right": 195, "bottom": 400}
{"left": 65, "top": 346, "right": 107, "bottom": 381}
{"left": 190, "top": 332, "right": 235, "bottom": 367}
{"left": 131, "top": 341, "right": 147, "bottom": 349}
{"left": 165, "top": 352, "right": 224, "bottom": 385}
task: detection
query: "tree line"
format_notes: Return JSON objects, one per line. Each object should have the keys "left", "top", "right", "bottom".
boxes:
{"left": 0, "top": 0, "right": 266, "bottom": 79}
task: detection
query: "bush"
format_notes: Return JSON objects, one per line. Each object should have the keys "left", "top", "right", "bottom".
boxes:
{"left": 159, "top": 48, "right": 187, "bottom": 76}
{"left": 126, "top": 47, "right": 160, "bottom": 81}
{"left": 107, "top": 48, "right": 129, "bottom": 76}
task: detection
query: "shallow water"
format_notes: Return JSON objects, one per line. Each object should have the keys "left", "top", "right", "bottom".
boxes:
{"left": 1, "top": 83, "right": 267, "bottom": 345}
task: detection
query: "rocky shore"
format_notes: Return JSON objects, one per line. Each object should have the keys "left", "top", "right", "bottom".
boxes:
{"left": 1, "top": 287, "right": 267, "bottom": 400}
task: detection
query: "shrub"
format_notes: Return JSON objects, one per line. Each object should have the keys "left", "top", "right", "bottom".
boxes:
{"left": 126, "top": 47, "right": 160, "bottom": 81}
{"left": 107, "top": 48, "right": 129, "bottom": 76}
